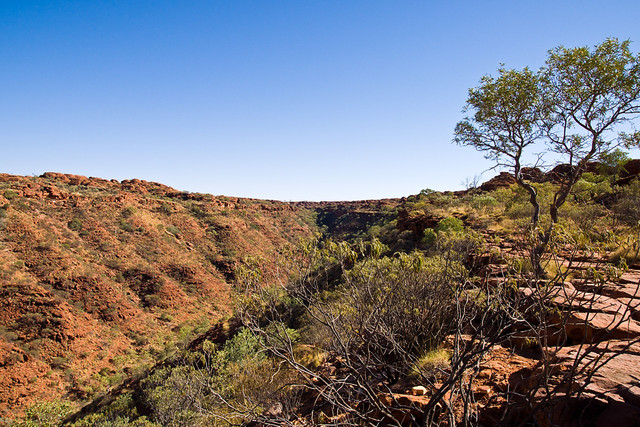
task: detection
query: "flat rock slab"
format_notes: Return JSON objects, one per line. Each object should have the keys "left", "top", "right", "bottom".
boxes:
{"left": 620, "top": 270, "right": 640, "bottom": 285}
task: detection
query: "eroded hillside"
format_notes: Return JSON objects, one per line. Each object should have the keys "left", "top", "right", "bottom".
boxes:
{"left": 0, "top": 172, "right": 319, "bottom": 418}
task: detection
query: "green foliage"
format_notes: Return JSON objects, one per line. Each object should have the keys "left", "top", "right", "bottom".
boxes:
{"left": 70, "top": 395, "right": 158, "bottom": 427}
{"left": 419, "top": 188, "right": 437, "bottom": 196}
{"left": 50, "top": 356, "right": 69, "bottom": 369}
{"left": 597, "top": 149, "right": 631, "bottom": 176}
{"left": 189, "top": 203, "right": 206, "bottom": 219}
{"left": 411, "top": 348, "right": 451, "bottom": 379}
{"left": 157, "top": 202, "right": 173, "bottom": 215}
{"left": 119, "top": 220, "right": 135, "bottom": 232}
{"left": 165, "top": 226, "right": 180, "bottom": 237}
{"left": 435, "top": 217, "right": 464, "bottom": 233}
{"left": 158, "top": 312, "right": 173, "bottom": 322}
{"left": 67, "top": 218, "right": 83, "bottom": 232}
{"left": 15, "top": 400, "right": 73, "bottom": 427}
{"left": 4, "top": 189, "right": 18, "bottom": 200}
{"left": 141, "top": 365, "right": 205, "bottom": 426}
{"left": 319, "top": 242, "right": 469, "bottom": 360}
{"left": 454, "top": 65, "right": 543, "bottom": 166}
{"left": 571, "top": 178, "right": 612, "bottom": 202}
{"left": 422, "top": 228, "right": 437, "bottom": 246}
{"left": 422, "top": 217, "right": 482, "bottom": 259}
{"left": 136, "top": 325, "right": 299, "bottom": 426}
{"left": 579, "top": 172, "right": 608, "bottom": 184}
{"left": 613, "top": 180, "right": 640, "bottom": 226}
{"left": 220, "top": 327, "right": 265, "bottom": 363}
{"left": 122, "top": 206, "right": 137, "bottom": 218}
{"left": 470, "top": 194, "right": 498, "bottom": 211}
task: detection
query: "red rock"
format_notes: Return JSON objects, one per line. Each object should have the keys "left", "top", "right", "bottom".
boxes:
{"left": 621, "top": 159, "right": 640, "bottom": 178}
{"left": 520, "top": 167, "right": 547, "bottom": 182}
{"left": 480, "top": 172, "right": 516, "bottom": 191}
{"left": 563, "top": 311, "right": 640, "bottom": 341}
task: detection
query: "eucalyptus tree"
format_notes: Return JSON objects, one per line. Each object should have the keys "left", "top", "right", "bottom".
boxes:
{"left": 453, "top": 66, "right": 548, "bottom": 227}
{"left": 542, "top": 38, "right": 640, "bottom": 223}
{"left": 455, "top": 38, "right": 640, "bottom": 269}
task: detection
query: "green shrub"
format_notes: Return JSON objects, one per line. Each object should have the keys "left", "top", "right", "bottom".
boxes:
{"left": 165, "top": 226, "right": 180, "bottom": 237}
{"left": 613, "top": 180, "right": 640, "bottom": 226}
{"left": 598, "top": 148, "right": 630, "bottom": 176}
{"left": 411, "top": 348, "right": 451, "bottom": 379}
{"left": 470, "top": 194, "right": 498, "bottom": 210}
{"left": 119, "top": 220, "right": 134, "bottom": 232}
{"left": 143, "top": 294, "right": 162, "bottom": 307}
{"left": 422, "top": 228, "right": 437, "bottom": 246}
{"left": 50, "top": 356, "right": 68, "bottom": 369}
{"left": 71, "top": 394, "right": 159, "bottom": 426}
{"left": 435, "top": 217, "right": 464, "bottom": 233}
{"left": 571, "top": 178, "right": 611, "bottom": 202}
{"left": 223, "top": 327, "right": 266, "bottom": 363}
{"left": 122, "top": 206, "right": 137, "bottom": 218}
{"left": 158, "top": 312, "right": 173, "bottom": 322}
{"left": 68, "top": 218, "right": 83, "bottom": 232}
{"left": 3, "top": 189, "right": 18, "bottom": 200}
{"left": 189, "top": 204, "right": 205, "bottom": 218}
{"left": 16, "top": 399, "right": 73, "bottom": 426}
{"left": 157, "top": 203, "right": 173, "bottom": 215}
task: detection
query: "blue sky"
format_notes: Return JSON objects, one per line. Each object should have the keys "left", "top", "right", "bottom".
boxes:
{"left": 2, "top": 1, "right": 640, "bottom": 201}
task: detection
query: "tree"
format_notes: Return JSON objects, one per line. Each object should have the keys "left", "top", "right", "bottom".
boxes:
{"left": 542, "top": 38, "right": 640, "bottom": 223}
{"left": 455, "top": 38, "right": 640, "bottom": 271}
{"left": 453, "top": 66, "right": 547, "bottom": 227}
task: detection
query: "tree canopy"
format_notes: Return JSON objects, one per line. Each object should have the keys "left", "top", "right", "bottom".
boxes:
{"left": 455, "top": 38, "right": 640, "bottom": 227}
{"left": 455, "top": 38, "right": 640, "bottom": 271}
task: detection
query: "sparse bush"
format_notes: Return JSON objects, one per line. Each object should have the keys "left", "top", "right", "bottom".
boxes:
{"left": 158, "top": 312, "right": 173, "bottom": 322}
{"left": 165, "top": 226, "right": 180, "bottom": 237}
{"left": 122, "top": 206, "right": 137, "bottom": 218}
{"left": 435, "top": 216, "right": 464, "bottom": 233}
{"left": 4, "top": 189, "right": 18, "bottom": 200}
{"left": 67, "top": 218, "right": 83, "bottom": 232}
{"left": 598, "top": 148, "right": 630, "bottom": 176}
{"left": 470, "top": 194, "right": 498, "bottom": 211}
{"left": 71, "top": 393, "right": 158, "bottom": 426}
{"left": 571, "top": 178, "right": 611, "bottom": 202}
{"left": 119, "top": 220, "right": 134, "bottom": 232}
{"left": 411, "top": 348, "right": 451, "bottom": 379}
{"left": 143, "top": 294, "right": 162, "bottom": 308}
{"left": 16, "top": 399, "right": 73, "bottom": 426}
{"left": 157, "top": 202, "right": 173, "bottom": 215}
{"left": 51, "top": 356, "right": 68, "bottom": 369}
{"left": 189, "top": 204, "right": 206, "bottom": 218}
{"left": 222, "top": 327, "right": 266, "bottom": 363}
{"left": 234, "top": 237, "right": 503, "bottom": 424}
{"left": 422, "top": 227, "right": 437, "bottom": 246}
{"left": 613, "top": 180, "right": 640, "bottom": 226}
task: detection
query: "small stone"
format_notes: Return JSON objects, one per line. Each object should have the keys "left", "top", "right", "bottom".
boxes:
{"left": 411, "top": 385, "right": 428, "bottom": 396}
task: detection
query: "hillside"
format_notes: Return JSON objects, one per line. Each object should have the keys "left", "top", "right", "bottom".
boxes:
{"left": 0, "top": 172, "right": 325, "bottom": 419}
{"left": 3, "top": 164, "right": 640, "bottom": 426}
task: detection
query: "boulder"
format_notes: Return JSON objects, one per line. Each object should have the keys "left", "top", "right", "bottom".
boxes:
{"left": 621, "top": 159, "right": 640, "bottom": 179}
{"left": 616, "top": 159, "right": 640, "bottom": 185}
{"left": 520, "top": 167, "right": 547, "bottom": 182}
{"left": 547, "top": 162, "right": 602, "bottom": 182}
{"left": 479, "top": 172, "right": 516, "bottom": 191}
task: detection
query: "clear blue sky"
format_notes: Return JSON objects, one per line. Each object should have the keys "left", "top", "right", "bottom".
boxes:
{"left": 2, "top": 1, "right": 639, "bottom": 201}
